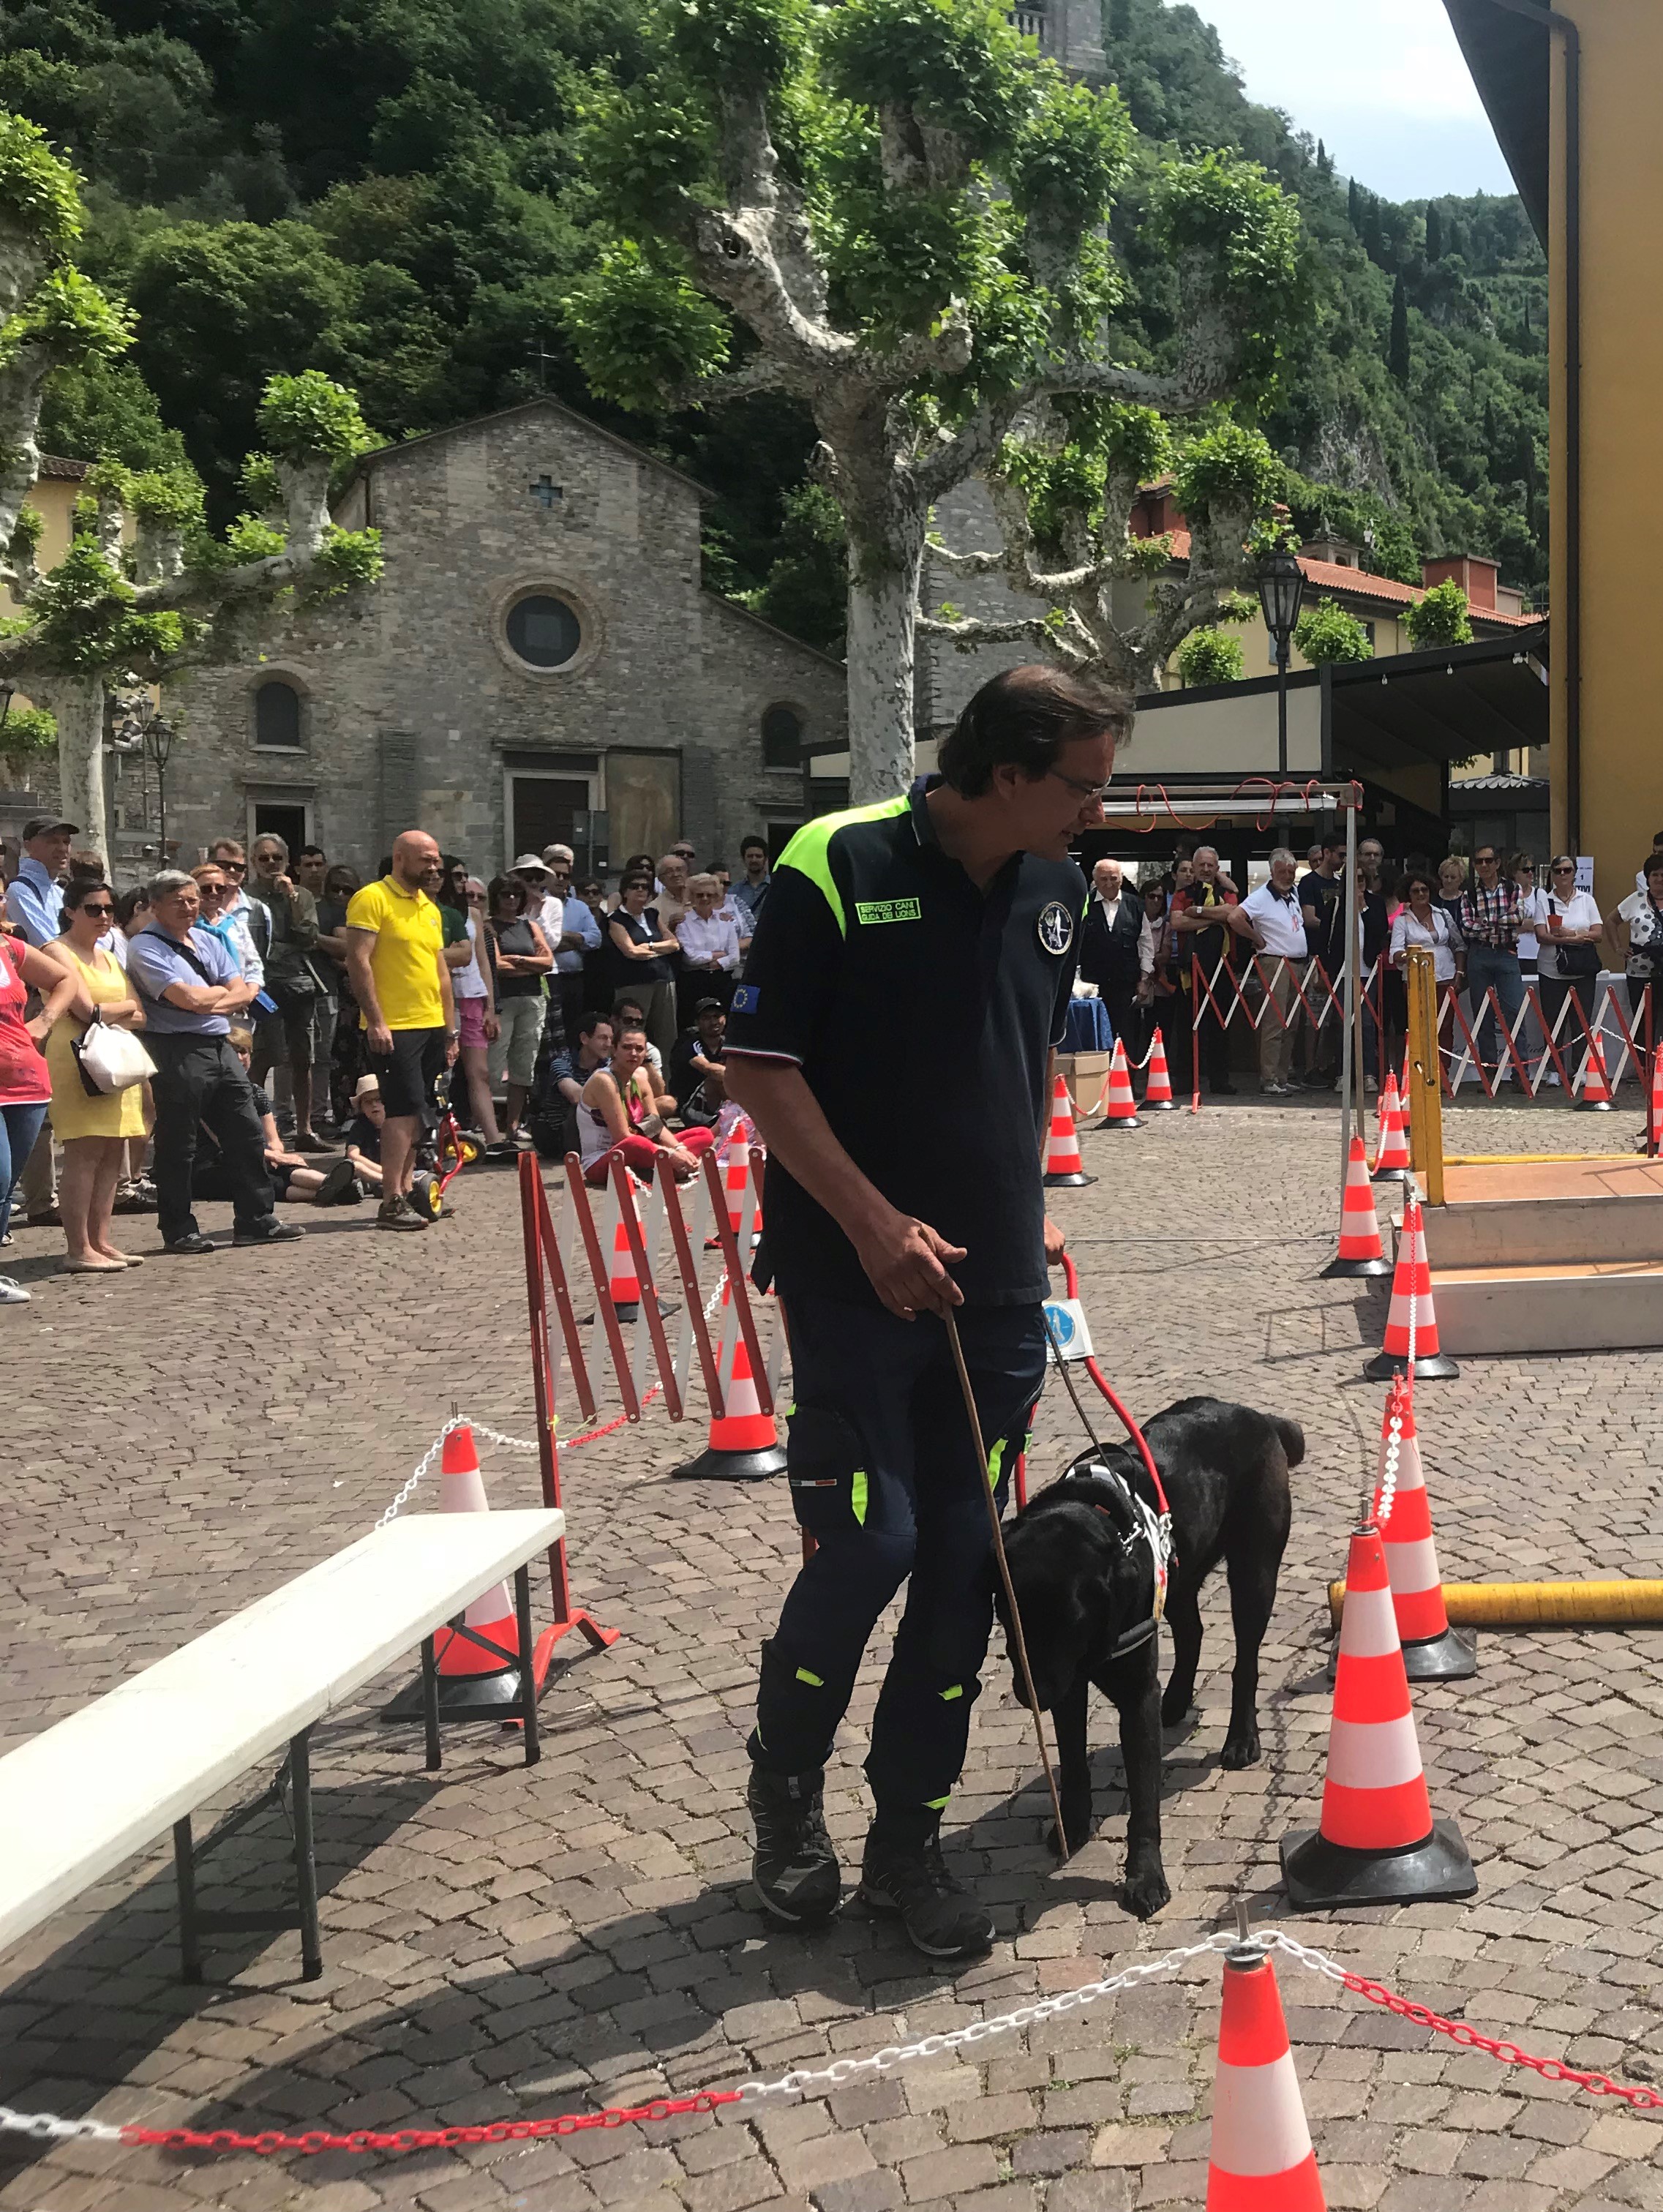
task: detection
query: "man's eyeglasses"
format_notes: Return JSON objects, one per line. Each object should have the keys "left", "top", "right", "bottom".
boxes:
{"left": 1048, "top": 768, "right": 1113, "bottom": 805}
{"left": 1552, "top": 863, "right": 1576, "bottom": 875}
{"left": 1474, "top": 853, "right": 1498, "bottom": 866}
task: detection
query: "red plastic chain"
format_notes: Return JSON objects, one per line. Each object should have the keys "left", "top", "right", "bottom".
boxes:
{"left": 1339, "top": 1973, "right": 1663, "bottom": 2110}
{"left": 120, "top": 2087, "right": 743, "bottom": 2156}
{"left": 563, "top": 1383, "right": 663, "bottom": 1447}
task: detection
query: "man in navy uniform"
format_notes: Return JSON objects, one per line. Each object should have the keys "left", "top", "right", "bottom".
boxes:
{"left": 724, "top": 666, "right": 1130, "bottom": 1960}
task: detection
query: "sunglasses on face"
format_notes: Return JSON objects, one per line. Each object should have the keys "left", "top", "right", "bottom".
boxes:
{"left": 222, "top": 860, "right": 247, "bottom": 874}
{"left": 81, "top": 902, "right": 113, "bottom": 917}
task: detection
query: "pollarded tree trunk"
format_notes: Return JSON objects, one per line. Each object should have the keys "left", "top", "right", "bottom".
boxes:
{"left": 844, "top": 533, "right": 924, "bottom": 803}
{"left": 37, "top": 675, "right": 105, "bottom": 852}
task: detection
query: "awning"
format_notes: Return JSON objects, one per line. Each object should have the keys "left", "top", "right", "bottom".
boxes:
{"left": 1328, "top": 626, "right": 1548, "bottom": 776}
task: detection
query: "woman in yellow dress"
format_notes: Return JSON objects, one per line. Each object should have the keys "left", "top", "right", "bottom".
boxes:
{"left": 39, "top": 877, "right": 149, "bottom": 1272}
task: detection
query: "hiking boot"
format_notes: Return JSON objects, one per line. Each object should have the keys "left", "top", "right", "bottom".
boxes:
{"left": 858, "top": 1818, "right": 994, "bottom": 1962}
{"left": 377, "top": 1193, "right": 429, "bottom": 1232}
{"left": 748, "top": 1767, "right": 841, "bottom": 1927}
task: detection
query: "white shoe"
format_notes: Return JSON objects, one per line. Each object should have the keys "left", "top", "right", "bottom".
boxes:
{"left": 0, "top": 1276, "right": 31, "bottom": 1305}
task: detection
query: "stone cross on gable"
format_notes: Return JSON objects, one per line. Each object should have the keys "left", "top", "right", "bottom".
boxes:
{"left": 529, "top": 475, "right": 563, "bottom": 508}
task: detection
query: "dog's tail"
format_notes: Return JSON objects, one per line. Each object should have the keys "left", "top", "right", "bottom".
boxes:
{"left": 1272, "top": 1416, "right": 1305, "bottom": 1469}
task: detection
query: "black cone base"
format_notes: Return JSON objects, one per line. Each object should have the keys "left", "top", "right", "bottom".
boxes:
{"left": 1141, "top": 1098, "right": 1176, "bottom": 1111}
{"left": 1403, "top": 1624, "right": 1479, "bottom": 1681}
{"left": 1574, "top": 1099, "right": 1612, "bottom": 1112}
{"left": 383, "top": 1664, "right": 530, "bottom": 1722}
{"left": 1371, "top": 1167, "right": 1412, "bottom": 1185}
{"left": 1323, "top": 1255, "right": 1392, "bottom": 1278}
{"left": 1364, "top": 1349, "right": 1460, "bottom": 1381}
{"left": 1043, "top": 1170, "right": 1096, "bottom": 1187}
{"left": 671, "top": 1442, "right": 788, "bottom": 1482}
{"left": 1092, "top": 1117, "right": 1140, "bottom": 1133}
{"left": 1280, "top": 1818, "right": 1476, "bottom": 1911}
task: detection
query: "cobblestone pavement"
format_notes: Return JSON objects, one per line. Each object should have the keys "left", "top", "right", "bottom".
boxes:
{"left": 3, "top": 1093, "right": 1662, "bottom": 2212}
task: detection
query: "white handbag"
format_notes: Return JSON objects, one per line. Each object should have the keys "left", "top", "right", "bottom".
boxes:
{"left": 71, "top": 1010, "right": 157, "bottom": 1096}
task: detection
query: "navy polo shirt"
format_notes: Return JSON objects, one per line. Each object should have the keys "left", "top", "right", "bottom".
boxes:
{"left": 726, "top": 779, "right": 1084, "bottom": 1308}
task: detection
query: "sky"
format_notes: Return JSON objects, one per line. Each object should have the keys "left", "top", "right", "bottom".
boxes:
{"left": 1183, "top": 0, "right": 1515, "bottom": 202}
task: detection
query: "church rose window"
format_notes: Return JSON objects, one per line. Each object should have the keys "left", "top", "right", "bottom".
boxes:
{"left": 506, "top": 593, "right": 582, "bottom": 669}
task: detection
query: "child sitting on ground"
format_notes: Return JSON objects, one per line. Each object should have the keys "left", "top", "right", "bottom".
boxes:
{"left": 343, "top": 1073, "right": 386, "bottom": 1193}
{"left": 213, "top": 1028, "right": 361, "bottom": 1206}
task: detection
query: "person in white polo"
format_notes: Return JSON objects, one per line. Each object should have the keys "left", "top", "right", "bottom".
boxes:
{"left": 1241, "top": 847, "right": 1310, "bottom": 1098}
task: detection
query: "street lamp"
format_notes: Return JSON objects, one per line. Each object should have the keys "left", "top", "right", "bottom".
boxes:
{"left": 1258, "top": 545, "right": 1306, "bottom": 777}
{"left": 111, "top": 694, "right": 177, "bottom": 858}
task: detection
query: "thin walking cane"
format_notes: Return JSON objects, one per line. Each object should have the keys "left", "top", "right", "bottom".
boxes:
{"left": 942, "top": 1306, "right": 1070, "bottom": 1864}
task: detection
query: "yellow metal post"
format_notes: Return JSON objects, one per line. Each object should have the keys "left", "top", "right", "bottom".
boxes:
{"left": 1404, "top": 946, "right": 1444, "bottom": 1204}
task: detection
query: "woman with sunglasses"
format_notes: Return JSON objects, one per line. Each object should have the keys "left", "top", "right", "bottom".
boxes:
{"left": 39, "top": 878, "right": 149, "bottom": 1272}
{"left": 1536, "top": 855, "right": 1604, "bottom": 1074}
{"left": 485, "top": 874, "right": 553, "bottom": 1149}
{"left": 438, "top": 866, "right": 503, "bottom": 1150}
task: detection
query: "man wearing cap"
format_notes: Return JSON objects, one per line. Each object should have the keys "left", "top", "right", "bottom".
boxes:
{"left": 4, "top": 817, "right": 75, "bottom": 1225}
{"left": 724, "top": 663, "right": 1125, "bottom": 1962}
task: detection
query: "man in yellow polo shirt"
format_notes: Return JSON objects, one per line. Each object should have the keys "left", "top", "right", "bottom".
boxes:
{"left": 345, "top": 829, "right": 458, "bottom": 1231}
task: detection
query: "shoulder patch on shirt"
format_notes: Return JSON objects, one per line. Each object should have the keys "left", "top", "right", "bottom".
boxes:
{"left": 854, "top": 896, "right": 921, "bottom": 926}
{"left": 1037, "top": 899, "right": 1075, "bottom": 956}
{"left": 731, "top": 983, "right": 759, "bottom": 1013}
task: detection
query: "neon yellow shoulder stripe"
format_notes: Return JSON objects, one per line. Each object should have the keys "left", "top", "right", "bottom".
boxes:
{"left": 777, "top": 795, "right": 910, "bottom": 937}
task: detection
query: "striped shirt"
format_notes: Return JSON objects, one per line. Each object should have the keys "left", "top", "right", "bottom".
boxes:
{"left": 1457, "top": 878, "right": 1523, "bottom": 952}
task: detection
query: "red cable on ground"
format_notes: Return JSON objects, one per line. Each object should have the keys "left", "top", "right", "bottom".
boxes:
{"left": 119, "top": 2088, "right": 743, "bottom": 2156}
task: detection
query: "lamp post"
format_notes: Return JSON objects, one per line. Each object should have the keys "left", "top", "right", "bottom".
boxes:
{"left": 1257, "top": 546, "right": 1306, "bottom": 777}
{"left": 112, "top": 694, "right": 177, "bottom": 858}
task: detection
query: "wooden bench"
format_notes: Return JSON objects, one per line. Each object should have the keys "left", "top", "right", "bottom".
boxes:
{"left": 0, "top": 1508, "right": 565, "bottom": 1984}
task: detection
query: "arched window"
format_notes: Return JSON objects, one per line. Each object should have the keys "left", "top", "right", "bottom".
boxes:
{"left": 506, "top": 593, "right": 582, "bottom": 669}
{"left": 254, "top": 679, "right": 301, "bottom": 748}
{"left": 762, "top": 703, "right": 803, "bottom": 769}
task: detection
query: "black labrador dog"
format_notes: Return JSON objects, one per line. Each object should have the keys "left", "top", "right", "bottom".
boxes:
{"left": 996, "top": 1395, "right": 1300, "bottom": 1919}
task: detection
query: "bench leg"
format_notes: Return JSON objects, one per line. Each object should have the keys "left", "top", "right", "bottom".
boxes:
{"left": 290, "top": 1728, "right": 323, "bottom": 1982}
{"left": 516, "top": 1565, "right": 541, "bottom": 1769}
{"left": 421, "top": 1634, "right": 442, "bottom": 1771}
{"left": 173, "top": 1816, "right": 202, "bottom": 1984}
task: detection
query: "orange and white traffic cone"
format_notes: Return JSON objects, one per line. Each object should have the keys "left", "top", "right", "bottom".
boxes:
{"left": 1141, "top": 1027, "right": 1176, "bottom": 1111}
{"left": 1364, "top": 1197, "right": 1457, "bottom": 1379}
{"left": 1371, "top": 1070, "right": 1411, "bottom": 1182}
{"left": 1321, "top": 1135, "right": 1390, "bottom": 1278}
{"left": 1575, "top": 1030, "right": 1613, "bottom": 1111}
{"left": 1373, "top": 1379, "right": 1476, "bottom": 1682}
{"left": 671, "top": 1284, "right": 787, "bottom": 1482}
{"left": 707, "top": 1127, "right": 755, "bottom": 1248}
{"left": 1043, "top": 1073, "right": 1095, "bottom": 1186}
{"left": 383, "top": 1425, "right": 556, "bottom": 1723}
{"left": 1205, "top": 1942, "right": 1326, "bottom": 2211}
{"left": 607, "top": 1177, "right": 642, "bottom": 1320}
{"left": 1095, "top": 1039, "right": 1140, "bottom": 1132}
{"left": 1280, "top": 1519, "right": 1476, "bottom": 1909}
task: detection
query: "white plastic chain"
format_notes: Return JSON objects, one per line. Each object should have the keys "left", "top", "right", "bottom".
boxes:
{"left": 0, "top": 2104, "right": 125, "bottom": 2145}
{"left": 373, "top": 1280, "right": 732, "bottom": 1528}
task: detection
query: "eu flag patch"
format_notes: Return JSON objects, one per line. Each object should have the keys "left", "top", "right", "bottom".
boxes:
{"left": 732, "top": 983, "right": 759, "bottom": 1013}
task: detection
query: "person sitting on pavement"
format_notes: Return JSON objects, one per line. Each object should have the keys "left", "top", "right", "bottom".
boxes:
{"left": 213, "top": 1029, "right": 360, "bottom": 1208}
{"left": 550, "top": 1010, "right": 615, "bottom": 1107}
{"left": 39, "top": 877, "right": 150, "bottom": 1272}
{"left": 125, "top": 869, "right": 304, "bottom": 1255}
{"left": 668, "top": 998, "right": 728, "bottom": 1128}
{"left": 577, "top": 1019, "right": 714, "bottom": 1187}
{"left": 343, "top": 1073, "right": 387, "bottom": 1194}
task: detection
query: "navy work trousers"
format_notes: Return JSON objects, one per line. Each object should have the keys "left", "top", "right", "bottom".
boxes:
{"left": 750, "top": 1292, "right": 1046, "bottom": 1817}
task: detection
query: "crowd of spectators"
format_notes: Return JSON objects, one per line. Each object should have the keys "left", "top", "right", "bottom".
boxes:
{"left": 0, "top": 817, "right": 772, "bottom": 1300}
{"left": 1084, "top": 832, "right": 1663, "bottom": 1106}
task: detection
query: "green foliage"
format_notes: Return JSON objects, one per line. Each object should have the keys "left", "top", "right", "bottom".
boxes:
{"left": 38, "top": 358, "right": 190, "bottom": 473}
{"left": 563, "top": 241, "right": 729, "bottom": 410}
{"left": 821, "top": 0, "right": 1032, "bottom": 162}
{"left": 8, "top": 503, "right": 43, "bottom": 559}
{"left": 82, "top": 454, "right": 132, "bottom": 507}
{"left": 7, "top": 266, "right": 133, "bottom": 367}
{"left": 28, "top": 535, "right": 140, "bottom": 669}
{"left": 667, "top": 0, "right": 806, "bottom": 95}
{"left": 257, "top": 370, "right": 374, "bottom": 462}
{"left": 1387, "top": 274, "right": 1410, "bottom": 384}
{"left": 581, "top": 75, "right": 712, "bottom": 228}
{"left": 224, "top": 512, "right": 288, "bottom": 563}
{"left": 0, "top": 108, "right": 83, "bottom": 250}
{"left": 746, "top": 481, "right": 847, "bottom": 654}
{"left": 1405, "top": 577, "right": 1473, "bottom": 648}
{"left": 1294, "top": 596, "right": 1373, "bottom": 664}
{"left": 1006, "top": 75, "right": 1133, "bottom": 239}
{"left": 240, "top": 451, "right": 283, "bottom": 512}
{"left": 0, "top": 701, "right": 56, "bottom": 757}
{"left": 129, "top": 465, "right": 205, "bottom": 530}
{"left": 1172, "top": 421, "right": 1280, "bottom": 522}
{"left": 307, "top": 523, "right": 384, "bottom": 594}
{"left": 1148, "top": 153, "right": 1302, "bottom": 306}
{"left": 1176, "top": 626, "right": 1243, "bottom": 686}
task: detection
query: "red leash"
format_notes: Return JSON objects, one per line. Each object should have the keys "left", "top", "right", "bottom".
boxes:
{"left": 1060, "top": 1252, "right": 1168, "bottom": 1520}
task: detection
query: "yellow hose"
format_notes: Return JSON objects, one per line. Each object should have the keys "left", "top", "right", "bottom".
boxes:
{"left": 1326, "top": 1578, "right": 1663, "bottom": 1630}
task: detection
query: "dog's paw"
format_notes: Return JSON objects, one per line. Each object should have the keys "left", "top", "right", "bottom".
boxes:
{"left": 1122, "top": 1855, "right": 1171, "bottom": 1921}
{"left": 1220, "top": 1725, "right": 1262, "bottom": 1770}
{"left": 1160, "top": 1685, "right": 1193, "bottom": 1730}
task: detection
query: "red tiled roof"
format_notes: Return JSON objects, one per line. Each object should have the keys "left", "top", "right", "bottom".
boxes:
{"left": 1298, "top": 555, "right": 1538, "bottom": 626}
{"left": 35, "top": 454, "right": 89, "bottom": 480}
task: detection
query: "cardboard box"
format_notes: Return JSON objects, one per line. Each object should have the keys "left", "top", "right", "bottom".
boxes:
{"left": 1062, "top": 1050, "right": 1111, "bottom": 1116}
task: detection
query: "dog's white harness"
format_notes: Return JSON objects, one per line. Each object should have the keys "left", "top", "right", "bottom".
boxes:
{"left": 1069, "top": 1460, "right": 1174, "bottom": 1659}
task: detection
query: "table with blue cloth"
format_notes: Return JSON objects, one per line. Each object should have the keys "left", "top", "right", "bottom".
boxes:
{"left": 1062, "top": 996, "right": 1115, "bottom": 1054}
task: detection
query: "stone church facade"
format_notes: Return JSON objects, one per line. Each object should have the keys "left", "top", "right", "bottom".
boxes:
{"left": 165, "top": 399, "right": 846, "bottom": 877}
